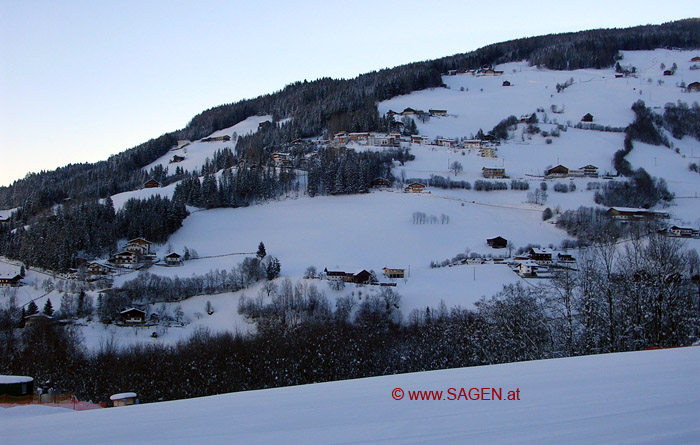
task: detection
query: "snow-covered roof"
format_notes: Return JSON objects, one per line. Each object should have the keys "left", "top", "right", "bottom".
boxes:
{"left": 518, "top": 260, "right": 540, "bottom": 267}
{"left": 608, "top": 207, "right": 657, "bottom": 213}
{"left": 530, "top": 248, "right": 554, "bottom": 254}
{"left": 120, "top": 308, "right": 145, "bottom": 315}
{"left": 110, "top": 392, "right": 137, "bottom": 401}
{"left": 0, "top": 375, "right": 33, "bottom": 384}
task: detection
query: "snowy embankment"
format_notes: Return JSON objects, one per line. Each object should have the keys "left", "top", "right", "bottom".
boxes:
{"left": 2, "top": 347, "right": 698, "bottom": 444}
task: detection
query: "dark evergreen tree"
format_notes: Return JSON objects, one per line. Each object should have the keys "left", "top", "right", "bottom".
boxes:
{"left": 26, "top": 301, "right": 38, "bottom": 316}
{"left": 43, "top": 299, "right": 54, "bottom": 316}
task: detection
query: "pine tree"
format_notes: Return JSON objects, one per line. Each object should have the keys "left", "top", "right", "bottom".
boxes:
{"left": 266, "top": 257, "right": 281, "bottom": 280}
{"left": 257, "top": 242, "right": 266, "bottom": 260}
{"left": 43, "top": 298, "right": 54, "bottom": 316}
{"left": 26, "top": 300, "right": 39, "bottom": 315}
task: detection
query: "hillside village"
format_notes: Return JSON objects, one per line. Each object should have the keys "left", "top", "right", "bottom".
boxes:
{"left": 1, "top": 49, "right": 699, "bottom": 341}
{"left": 1, "top": 43, "right": 699, "bottom": 430}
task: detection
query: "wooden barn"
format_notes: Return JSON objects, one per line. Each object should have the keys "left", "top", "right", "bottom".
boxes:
{"left": 143, "top": 179, "right": 161, "bottom": 189}
{"left": 487, "top": 236, "right": 508, "bottom": 249}
{"left": 370, "top": 178, "right": 391, "bottom": 188}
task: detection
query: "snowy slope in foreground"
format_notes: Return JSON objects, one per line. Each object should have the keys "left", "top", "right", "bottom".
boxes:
{"left": 3, "top": 347, "right": 699, "bottom": 444}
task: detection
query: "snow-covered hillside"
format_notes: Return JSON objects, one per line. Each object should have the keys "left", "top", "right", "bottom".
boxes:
{"left": 3, "top": 347, "right": 698, "bottom": 444}
{"left": 380, "top": 49, "right": 699, "bottom": 138}
{"left": 103, "top": 115, "right": 274, "bottom": 211}
{"left": 6, "top": 49, "right": 700, "bottom": 353}
{"left": 145, "top": 114, "right": 272, "bottom": 173}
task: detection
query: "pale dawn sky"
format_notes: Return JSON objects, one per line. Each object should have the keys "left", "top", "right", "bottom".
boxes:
{"left": 1, "top": 0, "right": 697, "bottom": 186}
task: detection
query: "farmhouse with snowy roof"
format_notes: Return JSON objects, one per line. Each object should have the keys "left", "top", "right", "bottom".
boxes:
{"left": 404, "top": 182, "right": 425, "bottom": 193}
{"left": 165, "top": 252, "right": 183, "bottom": 266}
{"left": 580, "top": 165, "right": 599, "bottom": 177}
{"left": 125, "top": 238, "right": 152, "bottom": 255}
{"left": 529, "top": 248, "right": 554, "bottom": 264}
{"left": 109, "top": 251, "right": 138, "bottom": 265}
{"left": 120, "top": 308, "right": 146, "bottom": 324}
{"left": 516, "top": 261, "right": 539, "bottom": 277}
{"left": 687, "top": 82, "right": 700, "bottom": 92}
{"left": 0, "top": 274, "right": 22, "bottom": 287}
{"left": 411, "top": 135, "right": 430, "bottom": 145}
{"left": 382, "top": 267, "right": 405, "bottom": 279}
{"left": 87, "top": 262, "right": 111, "bottom": 277}
{"left": 437, "top": 138, "right": 455, "bottom": 148}
{"left": 546, "top": 165, "right": 569, "bottom": 178}
{"left": 668, "top": 226, "right": 698, "bottom": 238}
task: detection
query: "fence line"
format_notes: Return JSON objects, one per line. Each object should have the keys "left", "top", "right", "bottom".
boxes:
{"left": 0, "top": 393, "right": 104, "bottom": 411}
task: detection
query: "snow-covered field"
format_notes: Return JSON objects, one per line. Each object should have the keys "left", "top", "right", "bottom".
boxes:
{"left": 3, "top": 347, "right": 698, "bottom": 444}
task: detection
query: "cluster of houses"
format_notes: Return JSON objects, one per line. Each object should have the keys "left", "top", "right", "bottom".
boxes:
{"left": 323, "top": 266, "right": 406, "bottom": 284}
{"left": 544, "top": 164, "right": 599, "bottom": 179}
{"left": 410, "top": 135, "right": 498, "bottom": 157}
{"left": 513, "top": 247, "right": 576, "bottom": 278}
{"left": 484, "top": 236, "right": 575, "bottom": 278}
{"left": 108, "top": 238, "right": 155, "bottom": 266}
{"left": 386, "top": 108, "right": 448, "bottom": 119}
{"left": 73, "top": 239, "right": 186, "bottom": 280}
{"left": 324, "top": 268, "right": 374, "bottom": 284}
{"left": 332, "top": 131, "right": 403, "bottom": 148}
{"left": 444, "top": 67, "right": 504, "bottom": 77}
